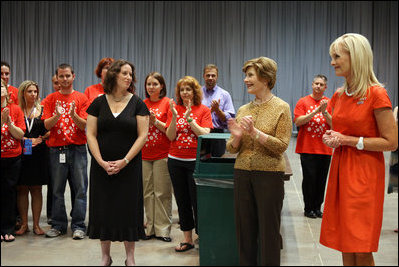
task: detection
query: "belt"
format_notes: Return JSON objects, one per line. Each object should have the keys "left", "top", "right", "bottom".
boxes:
{"left": 53, "top": 144, "right": 85, "bottom": 150}
{"left": 211, "top": 128, "right": 225, "bottom": 133}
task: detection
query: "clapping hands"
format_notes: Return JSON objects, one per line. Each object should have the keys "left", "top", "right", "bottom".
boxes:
{"left": 318, "top": 99, "right": 328, "bottom": 114}
{"left": 227, "top": 115, "right": 254, "bottom": 138}
{"left": 1, "top": 107, "right": 10, "bottom": 126}
{"left": 169, "top": 99, "right": 177, "bottom": 117}
{"left": 183, "top": 100, "right": 192, "bottom": 120}
{"left": 210, "top": 99, "right": 221, "bottom": 113}
{"left": 149, "top": 111, "right": 157, "bottom": 126}
{"left": 68, "top": 101, "right": 76, "bottom": 118}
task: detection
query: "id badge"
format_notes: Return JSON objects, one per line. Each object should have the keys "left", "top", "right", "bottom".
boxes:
{"left": 23, "top": 139, "right": 32, "bottom": 155}
{"left": 59, "top": 153, "right": 66, "bottom": 163}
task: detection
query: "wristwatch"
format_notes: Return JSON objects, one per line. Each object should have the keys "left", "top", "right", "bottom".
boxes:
{"left": 356, "top": 137, "right": 364, "bottom": 150}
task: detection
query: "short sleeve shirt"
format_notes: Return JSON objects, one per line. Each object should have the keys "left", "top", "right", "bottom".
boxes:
{"left": 166, "top": 104, "right": 213, "bottom": 159}
{"left": 8, "top": 85, "right": 19, "bottom": 105}
{"left": 294, "top": 95, "right": 333, "bottom": 155}
{"left": 42, "top": 91, "right": 89, "bottom": 147}
{"left": 142, "top": 97, "right": 171, "bottom": 160}
{"left": 84, "top": 83, "right": 104, "bottom": 104}
{"left": 1, "top": 103, "right": 26, "bottom": 157}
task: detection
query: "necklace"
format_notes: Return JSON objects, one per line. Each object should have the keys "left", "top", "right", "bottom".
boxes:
{"left": 345, "top": 87, "right": 354, "bottom": 96}
{"left": 25, "top": 106, "right": 36, "bottom": 119}
{"left": 253, "top": 95, "right": 274, "bottom": 105}
{"left": 112, "top": 94, "right": 127, "bottom": 102}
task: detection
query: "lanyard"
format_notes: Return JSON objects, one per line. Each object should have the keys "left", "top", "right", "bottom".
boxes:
{"left": 25, "top": 107, "right": 36, "bottom": 133}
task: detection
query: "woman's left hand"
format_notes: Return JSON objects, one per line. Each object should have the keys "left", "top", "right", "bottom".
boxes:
{"left": 323, "top": 130, "right": 342, "bottom": 148}
{"left": 108, "top": 159, "right": 126, "bottom": 175}
{"left": 1, "top": 108, "right": 10, "bottom": 126}
{"left": 149, "top": 111, "right": 157, "bottom": 126}
{"left": 31, "top": 136, "right": 43, "bottom": 147}
{"left": 184, "top": 100, "right": 192, "bottom": 120}
{"left": 240, "top": 115, "right": 255, "bottom": 134}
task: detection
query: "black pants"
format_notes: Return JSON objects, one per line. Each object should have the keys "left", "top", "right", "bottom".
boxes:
{"left": 300, "top": 153, "right": 331, "bottom": 212}
{"left": 209, "top": 128, "right": 226, "bottom": 157}
{"left": 234, "top": 169, "right": 284, "bottom": 266}
{"left": 1, "top": 156, "right": 21, "bottom": 235}
{"left": 167, "top": 158, "right": 197, "bottom": 233}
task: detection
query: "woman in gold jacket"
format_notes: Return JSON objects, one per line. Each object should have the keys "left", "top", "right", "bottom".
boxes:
{"left": 227, "top": 56, "right": 292, "bottom": 266}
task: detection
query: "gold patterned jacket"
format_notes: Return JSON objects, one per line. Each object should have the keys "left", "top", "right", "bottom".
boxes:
{"left": 226, "top": 96, "right": 292, "bottom": 172}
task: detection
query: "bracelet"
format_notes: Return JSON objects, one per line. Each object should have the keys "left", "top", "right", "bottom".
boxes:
{"left": 322, "top": 111, "right": 328, "bottom": 115}
{"left": 124, "top": 157, "right": 130, "bottom": 165}
{"left": 255, "top": 130, "right": 260, "bottom": 140}
{"left": 187, "top": 117, "right": 193, "bottom": 123}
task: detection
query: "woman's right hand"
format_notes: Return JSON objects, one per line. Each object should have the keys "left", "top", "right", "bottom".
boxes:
{"left": 228, "top": 118, "right": 243, "bottom": 138}
{"left": 149, "top": 111, "right": 157, "bottom": 126}
{"left": 100, "top": 160, "right": 116, "bottom": 175}
{"left": 322, "top": 130, "right": 341, "bottom": 148}
{"left": 1, "top": 107, "right": 9, "bottom": 126}
{"left": 169, "top": 99, "right": 178, "bottom": 117}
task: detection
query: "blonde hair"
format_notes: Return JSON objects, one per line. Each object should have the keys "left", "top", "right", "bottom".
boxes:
{"left": 242, "top": 57, "right": 278, "bottom": 90}
{"left": 175, "top": 76, "right": 203, "bottom": 106}
{"left": 329, "top": 33, "right": 382, "bottom": 98}
{"left": 18, "top": 80, "right": 42, "bottom": 112}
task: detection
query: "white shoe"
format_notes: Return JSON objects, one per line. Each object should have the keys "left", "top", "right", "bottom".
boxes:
{"left": 72, "top": 229, "right": 85, "bottom": 240}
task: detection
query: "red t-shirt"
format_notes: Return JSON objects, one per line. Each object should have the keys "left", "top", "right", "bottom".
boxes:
{"left": 84, "top": 83, "right": 104, "bottom": 104}
{"left": 142, "top": 97, "right": 171, "bottom": 160}
{"left": 1, "top": 103, "right": 26, "bottom": 157}
{"left": 42, "top": 91, "right": 89, "bottom": 147}
{"left": 166, "top": 104, "right": 213, "bottom": 159}
{"left": 8, "top": 85, "right": 19, "bottom": 105}
{"left": 294, "top": 95, "right": 333, "bottom": 155}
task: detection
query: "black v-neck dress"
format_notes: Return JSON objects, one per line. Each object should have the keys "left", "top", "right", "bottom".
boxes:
{"left": 86, "top": 94, "right": 149, "bottom": 241}
{"left": 18, "top": 109, "right": 48, "bottom": 186}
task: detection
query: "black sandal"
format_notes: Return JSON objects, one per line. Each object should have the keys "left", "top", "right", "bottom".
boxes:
{"left": 175, "top": 242, "right": 194, "bottom": 252}
{"left": 4, "top": 233, "right": 15, "bottom": 242}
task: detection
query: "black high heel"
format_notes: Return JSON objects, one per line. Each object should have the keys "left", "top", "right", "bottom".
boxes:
{"left": 107, "top": 257, "right": 113, "bottom": 266}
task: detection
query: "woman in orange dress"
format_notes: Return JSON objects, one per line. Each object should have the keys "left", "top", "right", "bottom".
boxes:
{"left": 320, "top": 33, "right": 398, "bottom": 266}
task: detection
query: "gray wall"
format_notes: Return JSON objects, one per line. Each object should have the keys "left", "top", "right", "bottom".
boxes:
{"left": 1, "top": 1, "right": 397, "bottom": 115}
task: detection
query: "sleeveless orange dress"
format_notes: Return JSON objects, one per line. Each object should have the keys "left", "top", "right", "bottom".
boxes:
{"left": 320, "top": 86, "right": 392, "bottom": 252}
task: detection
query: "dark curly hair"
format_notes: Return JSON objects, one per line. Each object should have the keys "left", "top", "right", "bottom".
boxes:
{"left": 103, "top": 59, "right": 136, "bottom": 94}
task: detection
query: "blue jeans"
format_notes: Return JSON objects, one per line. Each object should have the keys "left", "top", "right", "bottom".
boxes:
{"left": 49, "top": 145, "right": 88, "bottom": 233}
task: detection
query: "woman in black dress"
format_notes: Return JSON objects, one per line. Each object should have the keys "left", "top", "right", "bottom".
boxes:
{"left": 86, "top": 60, "right": 149, "bottom": 266}
{"left": 15, "top": 80, "right": 48, "bottom": 236}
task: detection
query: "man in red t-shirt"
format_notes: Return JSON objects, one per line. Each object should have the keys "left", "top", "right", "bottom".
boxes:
{"left": 42, "top": 73, "right": 76, "bottom": 226}
{"left": 1, "top": 61, "right": 19, "bottom": 105}
{"left": 294, "top": 74, "right": 333, "bottom": 219}
{"left": 42, "top": 64, "right": 89, "bottom": 239}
